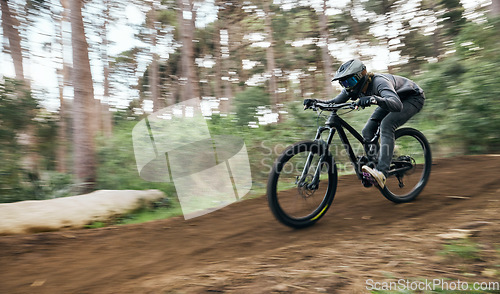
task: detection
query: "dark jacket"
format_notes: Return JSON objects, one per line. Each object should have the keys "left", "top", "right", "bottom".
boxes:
{"left": 327, "top": 74, "right": 424, "bottom": 112}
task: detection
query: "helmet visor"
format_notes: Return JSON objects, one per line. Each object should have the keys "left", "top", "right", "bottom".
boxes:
{"left": 339, "top": 76, "right": 359, "bottom": 89}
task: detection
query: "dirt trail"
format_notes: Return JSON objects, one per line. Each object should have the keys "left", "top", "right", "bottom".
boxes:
{"left": 1, "top": 156, "right": 500, "bottom": 293}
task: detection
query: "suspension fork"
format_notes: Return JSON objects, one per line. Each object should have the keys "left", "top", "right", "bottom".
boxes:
{"left": 297, "top": 127, "right": 335, "bottom": 189}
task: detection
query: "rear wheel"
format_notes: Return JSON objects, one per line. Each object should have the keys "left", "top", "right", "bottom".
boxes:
{"left": 267, "top": 141, "right": 337, "bottom": 228}
{"left": 381, "top": 128, "right": 432, "bottom": 203}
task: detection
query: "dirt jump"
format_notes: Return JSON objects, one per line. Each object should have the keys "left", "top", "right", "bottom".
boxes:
{"left": 1, "top": 155, "right": 499, "bottom": 293}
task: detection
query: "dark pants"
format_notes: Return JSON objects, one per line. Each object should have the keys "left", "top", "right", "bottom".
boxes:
{"left": 362, "top": 95, "right": 425, "bottom": 176}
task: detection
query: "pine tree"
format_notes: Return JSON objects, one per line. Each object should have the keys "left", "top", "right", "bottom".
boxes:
{"left": 69, "top": 0, "right": 97, "bottom": 192}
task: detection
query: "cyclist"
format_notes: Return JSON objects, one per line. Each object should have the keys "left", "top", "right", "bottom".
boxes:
{"left": 303, "top": 59, "right": 425, "bottom": 188}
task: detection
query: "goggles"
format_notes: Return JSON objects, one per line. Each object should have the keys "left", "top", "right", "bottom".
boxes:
{"left": 339, "top": 75, "right": 360, "bottom": 89}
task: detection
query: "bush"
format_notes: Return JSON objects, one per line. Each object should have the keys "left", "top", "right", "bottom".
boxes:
{"left": 0, "top": 78, "right": 40, "bottom": 203}
{"left": 96, "top": 120, "right": 177, "bottom": 198}
{"left": 234, "top": 87, "right": 271, "bottom": 126}
{"left": 414, "top": 18, "right": 500, "bottom": 153}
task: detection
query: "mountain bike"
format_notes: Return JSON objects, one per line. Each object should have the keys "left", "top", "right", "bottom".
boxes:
{"left": 267, "top": 101, "right": 432, "bottom": 228}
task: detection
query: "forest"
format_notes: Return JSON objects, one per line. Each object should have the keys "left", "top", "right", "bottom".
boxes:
{"left": 1, "top": 0, "right": 500, "bottom": 205}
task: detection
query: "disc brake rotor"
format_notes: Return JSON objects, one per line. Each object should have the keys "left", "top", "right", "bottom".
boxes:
{"left": 297, "top": 174, "right": 316, "bottom": 198}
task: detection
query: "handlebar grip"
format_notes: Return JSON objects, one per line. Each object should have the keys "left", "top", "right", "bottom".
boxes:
{"left": 303, "top": 102, "right": 316, "bottom": 110}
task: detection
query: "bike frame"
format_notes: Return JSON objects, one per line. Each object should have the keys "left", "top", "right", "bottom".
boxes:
{"left": 298, "top": 104, "right": 419, "bottom": 190}
{"left": 298, "top": 109, "right": 371, "bottom": 188}
{"left": 325, "top": 110, "right": 369, "bottom": 176}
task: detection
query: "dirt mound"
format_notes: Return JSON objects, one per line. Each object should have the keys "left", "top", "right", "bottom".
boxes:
{"left": 0, "top": 155, "right": 499, "bottom": 293}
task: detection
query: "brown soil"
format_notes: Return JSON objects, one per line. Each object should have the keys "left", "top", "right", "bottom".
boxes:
{"left": 1, "top": 155, "right": 500, "bottom": 293}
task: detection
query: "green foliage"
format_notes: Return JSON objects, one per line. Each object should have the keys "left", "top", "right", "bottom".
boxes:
{"left": 4, "top": 0, "right": 500, "bottom": 217}
{"left": 206, "top": 101, "right": 323, "bottom": 190}
{"left": 440, "top": 0, "right": 466, "bottom": 37}
{"left": 414, "top": 18, "right": 500, "bottom": 153}
{"left": 85, "top": 198, "right": 182, "bottom": 228}
{"left": 156, "top": 9, "right": 177, "bottom": 26}
{"left": 95, "top": 120, "right": 176, "bottom": 198}
{"left": 400, "top": 29, "right": 435, "bottom": 72}
{"left": 0, "top": 79, "right": 37, "bottom": 141}
{"left": 117, "top": 203, "right": 183, "bottom": 225}
{"left": 35, "top": 113, "right": 59, "bottom": 170}
{"left": 85, "top": 221, "right": 106, "bottom": 229}
{"left": 362, "top": 0, "right": 397, "bottom": 15}
{"left": 0, "top": 78, "right": 72, "bottom": 203}
{"left": 440, "top": 239, "right": 480, "bottom": 260}
{"left": 233, "top": 87, "right": 271, "bottom": 126}
{"left": 0, "top": 78, "right": 42, "bottom": 203}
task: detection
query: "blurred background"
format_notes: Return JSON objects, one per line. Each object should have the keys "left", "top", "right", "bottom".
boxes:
{"left": 1, "top": 0, "right": 499, "bottom": 207}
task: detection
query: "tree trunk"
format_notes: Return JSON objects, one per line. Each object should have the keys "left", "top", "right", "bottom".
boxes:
{"left": 56, "top": 67, "right": 69, "bottom": 173}
{"left": 214, "top": 21, "right": 223, "bottom": 101}
{"left": 214, "top": 3, "right": 232, "bottom": 113}
{"left": 1, "top": 0, "right": 24, "bottom": 81}
{"left": 381, "top": 0, "right": 395, "bottom": 73}
{"left": 69, "top": 0, "right": 96, "bottom": 192}
{"left": 215, "top": 25, "right": 230, "bottom": 113}
{"left": 177, "top": 0, "right": 200, "bottom": 101}
{"left": 148, "top": 5, "right": 161, "bottom": 111}
{"left": 349, "top": 0, "right": 361, "bottom": 37}
{"left": 2, "top": 0, "right": 41, "bottom": 175}
{"left": 150, "top": 49, "right": 160, "bottom": 111}
{"left": 222, "top": 27, "right": 234, "bottom": 111}
{"left": 57, "top": 82, "right": 68, "bottom": 173}
{"left": 101, "top": 0, "right": 112, "bottom": 136}
{"left": 55, "top": 0, "right": 69, "bottom": 173}
{"left": 491, "top": 0, "right": 500, "bottom": 16}
{"left": 263, "top": 1, "right": 278, "bottom": 120}
{"left": 319, "top": 0, "right": 334, "bottom": 98}
{"left": 312, "top": 64, "right": 318, "bottom": 95}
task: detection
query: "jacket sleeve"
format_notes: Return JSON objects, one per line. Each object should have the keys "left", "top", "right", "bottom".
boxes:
{"left": 372, "top": 78, "right": 403, "bottom": 112}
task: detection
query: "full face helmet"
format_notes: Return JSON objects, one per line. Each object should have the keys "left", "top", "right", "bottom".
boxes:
{"left": 332, "top": 59, "right": 366, "bottom": 91}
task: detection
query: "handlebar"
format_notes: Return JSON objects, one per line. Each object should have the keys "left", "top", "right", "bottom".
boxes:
{"left": 304, "top": 101, "right": 357, "bottom": 112}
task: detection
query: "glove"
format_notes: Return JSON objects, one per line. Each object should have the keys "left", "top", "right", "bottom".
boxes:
{"left": 303, "top": 99, "right": 317, "bottom": 109}
{"left": 356, "top": 96, "right": 375, "bottom": 108}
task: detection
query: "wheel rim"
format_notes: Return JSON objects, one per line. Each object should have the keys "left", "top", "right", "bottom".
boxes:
{"left": 385, "top": 133, "right": 429, "bottom": 198}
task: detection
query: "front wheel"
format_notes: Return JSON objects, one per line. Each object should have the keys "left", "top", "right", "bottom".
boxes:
{"left": 381, "top": 128, "right": 432, "bottom": 203}
{"left": 267, "top": 141, "right": 337, "bottom": 228}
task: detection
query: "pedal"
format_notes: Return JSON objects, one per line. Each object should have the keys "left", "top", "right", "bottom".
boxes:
{"left": 362, "top": 172, "right": 376, "bottom": 187}
{"left": 362, "top": 172, "right": 375, "bottom": 187}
